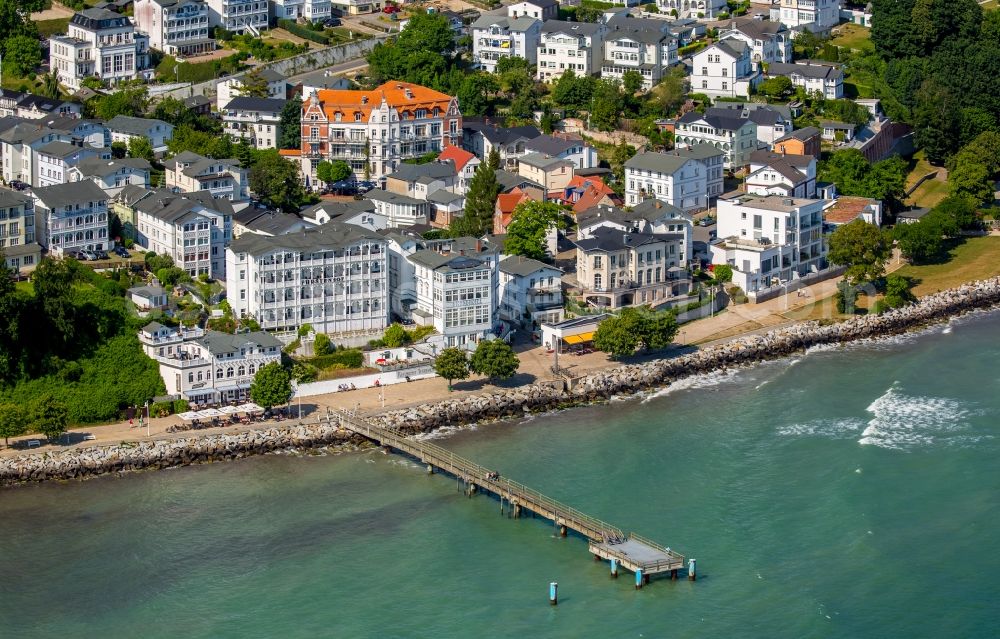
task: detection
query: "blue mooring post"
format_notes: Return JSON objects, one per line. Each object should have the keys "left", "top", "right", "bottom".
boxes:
{"left": 610, "top": 558, "right": 618, "bottom": 579}
{"left": 688, "top": 558, "right": 697, "bottom": 581}
{"left": 549, "top": 582, "right": 558, "bottom": 606}
{"left": 635, "top": 568, "right": 643, "bottom": 590}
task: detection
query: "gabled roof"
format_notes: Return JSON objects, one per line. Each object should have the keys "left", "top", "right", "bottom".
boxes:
{"left": 629, "top": 197, "right": 689, "bottom": 221}
{"left": 575, "top": 226, "right": 682, "bottom": 252}
{"left": 541, "top": 19, "right": 602, "bottom": 36}
{"left": 515, "top": 0, "right": 557, "bottom": 8}
{"left": 37, "top": 140, "right": 90, "bottom": 159}
{"left": 720, "top": 16, "right": 787, "bottom": 40}
{"left": 312, "top": 81, "right": 455, "bottom": 123}
{"left": 366, "top": 189, "right": 425, "bottom": 206}
{"left": 387, "top": 161, "right": 456, "bottom": 183}
{"left": 471, "top": 15, "right": 539, "bottom": 31}
{"left": 223, "top": 97, "right": 287, "bottom": 112}
{"left": 625, "top": 151, "right": 693, "bottom": 174}
{"left": 408, "top": 249, "right": 488, "bottom": 272}
{"left": 196, "top": 330, "right": 282, "bottom": 356}
{"left": 229, "top": 221, "right": 385, "bottom": 255}
{"left": 463, "top": 119, "right": 541, "bottom": 145}
{"left": 678, "top": 110, "right": 755, "bottom": 132}
{"left": 106, "top": 115, "right": 171, "bottom": 136}
{"left": 519, "top": 151, "right": 573, "bottom": 171}
{"left": 0, "top": 189, "right": 31, "bottom": 208}
{"left": 496, "top": 189, "right": 530, "bottom": 215}
{"left": 524, "top": 134, "right": 580, "bottom": 157}
{"left": 132, "top": 188, "right": 232, "bottom": 224}
{"left": 496, "top": 169, "right": 544, "bottom": 192}
{"left": 775, "top": 126, "right": 821, "bottom": 143}
{"left": 300, "top": 199, "right": 375, "bottom": 223}
{"left": 769, "top": 61, "right": 843, "bottom": 81}
{"left": 75, "top": 156, "right": 151, "bottom": 176}
{"left": 708, "top": 39, "right": 748, "bottom": 59}
{"left": 33, "top": 179, "right": 108, "bottom": 208}
{"left": 500, "top": 255, "right": 560, "bottom": 277}
{"left": 427, "top": 189, "right": 464, "bottom": 205}
{"left": 437, "top": 145, "right": 477, "bottom": 172}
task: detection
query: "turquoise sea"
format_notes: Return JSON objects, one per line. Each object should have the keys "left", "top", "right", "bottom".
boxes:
{"left": 2, "top": 312, "right": 999, "bottom": 638}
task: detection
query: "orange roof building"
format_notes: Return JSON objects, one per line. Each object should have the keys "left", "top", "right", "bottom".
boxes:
{"left": 493, "top": 188, "right": 531, "bottom": 235}
{"left": 552, "top": 175, "right": 621, "bottom": 215}
{"left": 300, "top": 81, "right": 462, "bottom": 187}
{"left": 437, "top": 145, "right": 480, "bottom": 192}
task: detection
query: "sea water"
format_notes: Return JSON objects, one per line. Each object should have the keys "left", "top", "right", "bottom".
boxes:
{"left": 2, "top": 312, "right": 999, "bottom": 638}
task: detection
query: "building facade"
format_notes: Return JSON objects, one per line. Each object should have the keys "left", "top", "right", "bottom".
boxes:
{"left": 471, "top": 15, "right": 541, "bottom": 74}
{"left": 718, "top": 18, "right": 792, "bottom": 70}
{"left": 0, "top": 189, "right": 41, "bottom": 272}
{"left": 767, "top": 61, "right": 844, "bottom": 99}
{"left": 770, "top": 0, "right": 841, "bottom": 31}
{"left": 222, "top": 97, "right": 286, "bottom": 149}
{"left": 537, "top": 21, "right": 604, "bottom": 82}
{"left": 134, "top": 0, "right": 214, "bottom": 56}
{"left": 498, "top": 255, "right": 563, "bottom": 331}
{"left": 49, "top": 8, "right": 151, "bottom": 91}
{"left": 205, "top": 0, "right": 269, "bottom": 34}
{"left": 674, "top": 110, "right": 759, "bottom": 170}
{"left": 226, "top": 224, "right": 389, "bottom": 334}
{"left": 600, "top": 16, "right": 678, "bottom": 91}
{"left": 300, "top": 82, "right": 462, "bottom": 186}
{"left": 165, "top": 151, "right": 249, "bottom": 201}
{"left": 655, "top": 0, "right": 727, "bottom": 20}
{"left": 32, "top": 179, "right": 110, "bottom": 253}
{"left": 689, "top": 40, "right": 760, "bottom": 100}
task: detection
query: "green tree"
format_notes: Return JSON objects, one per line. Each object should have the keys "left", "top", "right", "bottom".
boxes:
{"left": 433, "top": 347, "right": 469, "bottom": 390}
{"left": 593, "top": 309, "right": 644, "bottom": 357}
{"left": 648, "top": 66, "right": 689, "bottom": 116}
{"left": 457, "top": 73, "right": 499, "bottom": 117}
{"left": 827, "top": 220, "right": 892, "bottom": 284}
{"left": 883, "top": 274, "right": 916, "bottom": 308}
{"left": 314, "top": 333, "right": 333, "bottom": 355}
{"left": 551, "top": 69, "right": 595, "bottom": 111}
{"left": 712, "top": 263, "right": 733, "bottom": 283}
{"left": 31, "top": 258, "right": 76, "bottom": 345}
{"left": 836, "top": 280, "right": 859, "bottom": 314}
{"left": 0, "top": 403, "right": 26, "bottom": 447}
{"left": 622, "top": 70, "right": 645, "bottom": 95}
{"left": 933, "top": 195, "right": 979, "bottom": 230}
{"left": 93, "top": 84, "right": 149, "bottom": 120}
{"left": 590, "top": 79, "right": 625, "bottom": 131}
{"left": 609, "top": 140, "right": 636, "bottom": 190}
{"left": 249, "top": 150, "right": 306, "bottom": 213}
{"left": 487, "top": 147, "right": 500, "bottom": 172}
{"left": 236, "top": 69, "right": 270, "bottom": 98}
{"left": 39, "top": 72, "right": 61, "bottom": 100}
{"left": 758, "top": 76, "right": 793, "bottom": 99}
{"left": 316, "top": 160, "right": 335, "bottom": 185}
{"left": 894, "top": 215, "right": 948, "bottom": 264}
{"left": 4, "top": 35, "right": 41, "bottom": 77}
{"left": 504, "top": 201, "right": 564, "bottom": 260}
{"left": 469, "top": 339, "right": 519, "bottom": 383}
{"left": 278, "top": 98, "right": 302, "bottom": 149}
{"left": 127, "top": 136, "right": 154, "bottom": 162}
{"left": 947, "top": 157, "right": 993, "bottom": 203}
{"left": 638, "top": 309, "right": 679, "bottom": 350}
{"left": 30, "top": 394, "right": 69, "bottom": 444}
{"left": 453, "top": 158, "right": 500, "bottom": 237}
{"left": 250, "top": 362, "right": 292, "bottom": 409}
{"left": 383, "top": 323, "right": 408, "bottom": 348}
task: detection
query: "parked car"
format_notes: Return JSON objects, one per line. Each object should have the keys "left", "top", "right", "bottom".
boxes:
{"left": 65, "top": 249, "right": 84, "bottom": 260}
{"left": 79, "top": 249, "right": 98, "bottom": 260}
{"left": 383, "top": 3, "right": 400, "bottom": 13}
{"left": 9, "top": 179, "right": 28, "bottom": 191}
{"left": 93, "top": 249, "right": 109, "bottom": 260}
{"left": 114, "top": 246, "right": 131, "bottom": 258}
{"left": 324, "top": 17, "right": 341, "bottom": 26}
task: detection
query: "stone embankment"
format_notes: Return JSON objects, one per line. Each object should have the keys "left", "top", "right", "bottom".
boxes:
{"left": 3, "top": 277, "right": 999, "bottom": 485}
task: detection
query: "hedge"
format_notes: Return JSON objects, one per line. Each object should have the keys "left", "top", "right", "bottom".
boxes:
{"left": 278, "top": 19, "right": 331, "bottom": 45}
{"left": 679, "top": 41, "right": 708, "bottom": 56}
{"left": 308, "top": 349, "right": 364, "bottom": 370}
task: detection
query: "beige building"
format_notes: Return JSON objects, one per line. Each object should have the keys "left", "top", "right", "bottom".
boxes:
{"left": 517, "top": 152, "right": 574, "bottom": 191}
{"left": 574, "top": 226, "right": 689, "bottom": 309}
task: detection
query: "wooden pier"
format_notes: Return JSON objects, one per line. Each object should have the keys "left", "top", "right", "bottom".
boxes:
{"left": 333, "top": 409, "right": 691, "bottom": 585}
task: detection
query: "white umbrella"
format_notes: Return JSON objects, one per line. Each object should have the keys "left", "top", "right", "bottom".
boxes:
{"left": 198, "top": 408, "right": 223, "bottom": 418}
{"left": 177, "top": 411, "right": 200, "bottom": 421}
{"left": 218, "top": 405, "right": 242, "bottom": 415}
{"left": 240, "top": 402, "right": 263, "bottom": 412}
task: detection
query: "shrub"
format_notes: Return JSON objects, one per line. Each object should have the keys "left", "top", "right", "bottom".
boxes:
{"left": 314, "top": 333, "right": 333, "bottom": 356}
{"left": 310, "top": 349, "right": 364, "bottom": 370}
{"left": 297, "top": 323, "right": 314, "bottom": 337}
{"left": 278, "top": 19, "right": 330, "bottom": 44}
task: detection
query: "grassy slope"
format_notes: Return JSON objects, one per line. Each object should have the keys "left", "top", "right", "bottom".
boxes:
{"left": 895, "top": 236, "right": 1000, "bottom": 297}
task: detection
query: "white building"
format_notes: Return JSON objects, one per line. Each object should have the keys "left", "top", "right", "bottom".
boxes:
{"left": 35, "top": 141, "right": 110, "bottom": 188}
{"left": 689, "top": 40, "right": 760, "bottom": 100}
{"left": 537, "top": 21, "right": 605, "bottom": 82}
{"left": 624, "top": 149, "right": 713, "bottom": 211}
{"left": 0, "top": 189, "right": 41, "bottom": 273}
{"left": 365, "top": 189, "right": 430, "bottom": 228}
{"left": 106, "top": 116, "right": 174, "bottom": 154}
{"left": 498, "top": 255, "right": 563, "bottom": 331}
{"left": 32, "top": 179, "right": 110, "bottom": 253}
{"left": 710, "top": 194, "right": 827, "bottom": 295}
{"left": 471, "top": 15, "right": 541, "bottom": 73}
{"left": 226, "top": 223, "right": 389, "bottom": 335}
{"left": 0, "top": 123, "right": 73, "bottom": 186}
{"left": 767, "top": 61, "right": 844, "bottom": 99}
{"left": 165, "top": 151, "right": 249, "bottom": 202}
{"left": 770, "top": 0, "right": 841, "bottom": 32}
{"left": 405, "top": 239, "right": 500, "bottom": 347}
{"left": 508, "top": 0, "right": 558, "bottom": 21}
{"left": 301, "top": 81, "right": 462, "bottom": 186}
{"left": 273, "top": 0, "right": 331, "bottom": 21}
{"left": 49, "top": 8, "right": 151, "bottom": 91}
{"left": 674, "top": 110, "right": 759, "bottom": 170}
{"left": 656, "top": 0, "right": 727, "bottom": 20}
{"left": 718, "top": 18, "right": 792, "bottom": 70}
{"left": 216, "top": 68, "right": 287, "bottom": 110}
{"left": 133, "top": 0, "right": 214, "bottom": 56}
{"left": 138, "top": 322, "right": 283, "bottom": 406}
{"left": 523, "top": 134, "right": 598, "bottom": 171}
{"left": 601, "top": 15, "right": 678, "bottom": 90}
{"left": 130, "top": 188, "right": 234, "bottom": 278}
{"left": 745, "top": 150, "right": 817, "bottom": 198}
{"left": 69, "top": 157, "right": 152, "bottom": 197}
{"left": 205, "top": 0, "right": 269, "bottom": 34}
{"left": 222, "top": 97, "right": 286, "bottom": 149}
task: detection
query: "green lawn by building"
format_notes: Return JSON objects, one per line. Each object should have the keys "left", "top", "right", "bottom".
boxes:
{"left": 830, "top": 24, "right": 874, "bottom": 51}
{"left": 896, "top": 236, "right": 1000, "bottom": 297}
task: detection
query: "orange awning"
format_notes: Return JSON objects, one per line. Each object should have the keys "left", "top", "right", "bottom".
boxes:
{"left": 563, "top": 332, "right": 594, "bottom": 345}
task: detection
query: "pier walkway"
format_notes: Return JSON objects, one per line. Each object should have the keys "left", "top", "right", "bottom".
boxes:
{"left": 332, "top": 410, "right": 691, "bottom": 584}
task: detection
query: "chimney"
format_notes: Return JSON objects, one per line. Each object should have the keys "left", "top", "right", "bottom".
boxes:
{"left": 476, "top": 239, "right": 482, "bottom": 251}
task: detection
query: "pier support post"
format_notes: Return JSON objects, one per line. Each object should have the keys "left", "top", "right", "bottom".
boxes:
{"left": 549, "top": 582, "right": 558, "bottom": 606}
{"left": 467, "top": 482, "right": 477, "bottom": 497}
{"left": 611, "top": 558, "right": 618, "bottom": 578}
{"left": 426, "top": 464, "right": 433, "bottom": 474}
{"left": 559, "top": 524, "right": 567, "bottom": 537}
{"left": 513, "top": 504, "right": 521, "bottom": 519}
{"left": 635, "top": 569, "right": 643, "bottom": 590}
{"left": 594, "top": 553, "right": 600, "bottom": 561}
{"left": 688, "top": 558, "right": 696, "bottom": 581}
{"left": 671, "top": 569, "right": 678, "bottom": 581}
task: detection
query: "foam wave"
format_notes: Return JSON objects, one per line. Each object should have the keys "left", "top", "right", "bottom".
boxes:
{"left": 857, "top": 383, "right": 971, "bottom": 450}
{"left": 640, "top": 368, "right": 741, "bottom": 403}
{"left": 777, "top": 418, "right": 866, "bottom": 438}
{"left": 411, "top": 423, "right": 478, "bottom": 442}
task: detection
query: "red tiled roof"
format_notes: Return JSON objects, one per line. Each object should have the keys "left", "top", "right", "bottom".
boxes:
{"left": 279, "top": 149, "right": 301, "bottom": 157}
{"left": 825, "top": 196, "right": 876, "bottom": 224}
{"left": 437, "top": 145, "right": 476, "bottom": 172}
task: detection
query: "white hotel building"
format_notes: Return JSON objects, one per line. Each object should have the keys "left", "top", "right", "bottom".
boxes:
{"left": 471, "top": 15, "right": 541, "bottom": 74}
{"left": 536, "top": 21, "right": 604, "bottom": 82}
{"left": 138, "top": 323, "right": 283, "bottom": 406}
{"left": 49, "top": 8, "right": 151, "bottom": 91}
{"left": 710, "top": 194, "right": 827, "bottom": 295}
{"left": 31, "top": 179, "right": 110, "bottom": 253}
{"left": 205, "top": 0, "right": 269, "bottom": 34}
{"left": 134, "top": 0, "right": 214, "bottom": 57}
{"left": 226, "top": 224, "right": 389, "bottom": 335}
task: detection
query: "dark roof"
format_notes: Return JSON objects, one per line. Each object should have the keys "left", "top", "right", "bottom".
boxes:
{"left": 769, "top": 62, "right": 843, "bottom": 81}
{"left": 605, "top": 16, "right": 675, "bottom": 45}
{"left": 427, "top": 189, "right": 464, "bottom": 205}
{"left": 625, "top": 151, "right": 691, "bottom": 174}
{"left": 463, "top": 119, "right": 541, "bottom": 145}
{"left": 32, "top": 180, "right": 107, "bottom": 208}
{"left": 495, "top": 169, "right": 544, "bottom": 192}
{"left": 898, "top": 207, "right": 930, "bottom": 220}
{"left": 75, "top": 156, "right": 150, "bottom": 175}
{"left": 387, "top": 161, "right": 456, "bottom": 182}
{"left": 524, "top": 134, "right": 580, "bottom": 156}
{"left": 775, "top": 126, "right": 820, "bottom": 142}
{"left": 223, "top": 97, "right": 287, "bottom": 112}
{"left": 300, "top": 199, "right": 375, "bottom": 222}
{"left": 705, "top": 104, "right": 789, "bottom": 127}
{"left": 132, "top": 188, "right": 233, "bottom": 224}
{"left": 72, "top": 8, "right": 132, "bottom": 30}
{"left": 106, "top": 115, "right": 171, "bottom": 135}
{"left": 236, "top": 212, "right": 312, "bottom": 236}
{"left": 720, "top": 17, "right": 787, "bottom": 40}
{"left": 229, "top": 222, "right": 385, "bottom": 255}
{"left": 711, "top": 39, "right": 748, "bottom": 59}
{"left": 541, "top": 20, "right": 602, "bottom": 36}
{"left": 365, "top": 189, "right": 425, "bottom": 206}
{"left": 408, "top": 249, "right": 488, "bottom": 272}
{"left": 575, "top": 226, "right": 682, "bottom": 252}
{"left": 0, "top": 189, "right": 31, "bottom": 208}
{"left": 500, "top": 255, "right": 560, "bottom": 277}
{"left": 519, "top": 0, "right": 557, "bottom": 7}
{"left": 196, "top": 330, "right": 282, "bottom": 356}
{"left": 678, "top": 110, "right": 754, "bottom": 132}
{"left": 16, "top": 94, "right": 72, "bottom": 113}
{"left": 37, "top": 140, "right": 89, "bottom": 159}
{"left": 750, "top": 150, "right": 813, "bottom": 170}
{"left": 183, "top": 94, "right": 211, "bottom": 107}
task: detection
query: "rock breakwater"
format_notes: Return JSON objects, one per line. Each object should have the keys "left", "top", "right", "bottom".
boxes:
{"left": 3, "top": 277, "right": 999, "bottom": 486}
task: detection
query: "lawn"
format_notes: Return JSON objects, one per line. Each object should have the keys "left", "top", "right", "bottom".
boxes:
{"left": 895, "top": 236, "right": 1000, "bottom": 297}
{"left": 830, "top": 24, "right": 873, "bottom": 51}
{"left": 904, "top": 150, "right": 951, "bottom": 208}
{"left": 37, "top": 17, "right": 70, "bottom": 38}
{"left": 156, "top": 53, "right": 246, "bottom": 83}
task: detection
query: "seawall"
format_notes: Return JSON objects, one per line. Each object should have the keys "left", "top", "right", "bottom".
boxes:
{"left": 3, "top": 277, "right": 999, "bottom": 486}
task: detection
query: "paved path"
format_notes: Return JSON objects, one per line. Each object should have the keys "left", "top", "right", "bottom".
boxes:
{"left": 31, "top": 4, "right": 73, "bottom": 20}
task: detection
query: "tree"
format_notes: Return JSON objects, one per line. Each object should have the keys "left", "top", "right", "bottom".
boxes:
{"left": 383, "top": 323, "right": 408, "bottom": 348}
{"left": 894, "top": 216, "right": 948, "bottom": 264}
{"left": 827, "top": 220, "right": 892, "bottom": 284}
{"left": 249, "top": 150, "right": 306, "bottom": 213}
{"left": 39, "top": 72, "right": 61, "bottom": 100}
{"left": 314, "top": 333, "right": 333, "bottom": 356}
{"left": 551, "top": 69, "right": 595, "bottom": 111}
{"left": 648, "top": 66, "right": 688, "bottom": 116}
{"left": 127, "top": 136, "right": 154, "bottom": 162}
{"left": 469, "top": 339, "right": 519, "bottom": 383}
{"left": 31, "top": 258, "right": 76, "bottom": 345}
{"left": 250, "top": 362, "right": 292, "bottom": 410}
{"left": 934, "top": 195, "right": 979, "bottom": 230}
{"left": 93, "top": 84, "right": 149, "bottom": 120}
{"left": 236, "top": 69, "right": 270, "bottom": 98}
{"left": 590, "top": 79, "right": 625, "bottom": 131}
{"left": 0, "top": 403, "right": 26, "bottom": 447}
{"left": 948, "top": 157, "right": 993, "bottom": 203}
{"left": 487, "top": 147, "right": 500, "bottom": 172}
{"left": 316, "top": 160, "right": 351, "bottom": 185}
{"left": 622, "top": 70, "right": 645, "bottom": 95}
{"left": 609, "top": 140, "right": 636, "bottom": 190}
{"left": 757, "top": 76, "right": 793, "bottom": 99}
{"left": 454, "top": 159, "right": 500, "bottom": 237}
{"left": 4, "top": 35, "right": 41, "bottom": 77}
{"left": 278, "top": 98, "right": 302, "bottom": 150}
{"left": 457, "top": 73, "right": 499, "bottom": 117}
{"left": 434, "top": 347, "right": 469, "bottom": 390}
{"left": 819, "top": 150, "right": 907, "bottom": 210}
{"left": 639, "top": 309, "right": 679, "bottom": 350}
{"left": 593, "top": 309, "right": 645, "bottom": 357}
{"left": 30, "top": 394, "right": 69, "bottom": 444}
{"left": 836, "top": 281, "right": 859, "bottom": 314}
{"left": 315, "top": 161, "right": 335, "bottom": 185}
{"left": 883, "top": 274, "right": 916, "bottom": 308}
{"left": 397, "top": 13, "right": 456, "bottom": 58}
{"left": 712, "top": 263, "right": 733, "bottom": 284}
{"left": 504, "top": 201, "right": 564, "bottom": 260}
